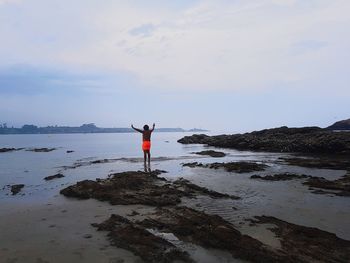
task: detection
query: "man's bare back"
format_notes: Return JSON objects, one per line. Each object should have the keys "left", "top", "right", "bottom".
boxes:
{"left": 131, "top": 123, "right": 155, "bottom": 169}
{"left": 142, "top": 130, "right": 152, "bottom": 141}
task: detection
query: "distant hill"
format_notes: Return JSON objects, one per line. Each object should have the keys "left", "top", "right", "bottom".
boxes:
{"left": 327, "top": 119, "right": 350, "bottom": 130}
{"left": 0, "top": 123, "right": 208, "bottom": 135}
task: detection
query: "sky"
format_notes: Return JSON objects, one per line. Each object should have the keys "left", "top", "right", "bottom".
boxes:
{"left": 0, "top": 0, "right": 349, "bottom": 133}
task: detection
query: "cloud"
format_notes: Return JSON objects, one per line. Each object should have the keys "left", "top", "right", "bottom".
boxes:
{"left": 0, "top": 65, "right": 139, "bottom": 96}
{"left": 0, "top": 0, "right": 349, "bottom": 94}
{"left": 129, "top": 24, "right": 156, "bottom": 37}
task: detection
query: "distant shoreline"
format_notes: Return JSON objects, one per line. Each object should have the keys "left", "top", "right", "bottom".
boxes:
{"left": 0, "top": 123, "right": 208, "bottom": 135}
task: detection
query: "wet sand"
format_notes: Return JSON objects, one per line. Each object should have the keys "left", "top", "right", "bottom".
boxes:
{"left": 1, "top": 148, "right": 350, "bottom": 262}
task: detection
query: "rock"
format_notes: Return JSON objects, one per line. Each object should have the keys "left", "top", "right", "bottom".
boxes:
{"left": 60, "top": 170, "right": 236, "bottom": 206}
{"left": 127, "top": 210, "right": 139, "bottom": 216}
{"left": 303, "top": 173, "right": 350, "bottom": 197}
{"left": 0, "top": 148, "right": 23, "bottom": 153}
{"left": 172, "top": 178, "right": 240, "bottom": 199}
{"left": 92, "top": 214, "right": 192, "bottom": 263}
{"left": 178, "top": 134, "right": 210, "bottom": 144}
{"left": 280, "top": 156, "right": 350, "bottom": 170}
{"left": 26, "top": 148, "right": 56, "bottom": 152}
{"left": 11, "top": 184, "right": 24, "bottom": 195}
{"left": 178, "top": 127, "right": 350, "bottom": 154}
{"left": 66, "top": 150, "right": 74, "bottom": 153}
{"left": 327, "top": 118, "right": 350, "bottom": 130}
{"left": 251, "top": 173, "right": 309, "bottom": 181}
{"left": 44, "top": 173, "right": 65, "bottom": 181}
{"left": 83, "top": 234, "right": 92, "bottom": 239}
{"left": 193, "top": 150, "right": 226, "bottom": 157}
{"left": 139, "top": 207, "right": 287, "bottom": 262}
{"left": 252, "top": 215, "right": 350, "bottom": 262}
{"left": 182, "top": 162, "right": 204, "bottom": 168}
{"left": 91, "top": 159, "right": 111, "bottom": 164}
{"left": 183, "top": 161, "right": 268, "bottom": 173}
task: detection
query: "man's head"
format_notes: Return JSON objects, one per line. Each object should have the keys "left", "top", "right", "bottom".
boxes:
{"left": 143, "top": 125, "right": 149, "bottom": 131}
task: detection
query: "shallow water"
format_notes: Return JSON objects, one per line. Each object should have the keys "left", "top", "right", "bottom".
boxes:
{"left": 1, "top": 133, "right": 349, "bottom": 263}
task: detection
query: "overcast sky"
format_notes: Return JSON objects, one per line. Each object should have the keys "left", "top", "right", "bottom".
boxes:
{"left": 0, "top": 0, "right": 349, "bottom": 132}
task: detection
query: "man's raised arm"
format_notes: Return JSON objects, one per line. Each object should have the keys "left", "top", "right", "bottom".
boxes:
{"left": 131, "top": 124, "right": 143, "bottom": 133}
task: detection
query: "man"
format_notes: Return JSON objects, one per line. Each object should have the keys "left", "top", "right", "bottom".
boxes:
{"left": 131, "top": 123, "right": 155, "bottom": 167}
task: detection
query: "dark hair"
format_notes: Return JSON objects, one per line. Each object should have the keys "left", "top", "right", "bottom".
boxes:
{"left": 143, "top": 125, "right": 149, "bottom": 130}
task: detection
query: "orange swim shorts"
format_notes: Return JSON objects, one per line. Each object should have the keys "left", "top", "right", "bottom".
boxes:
{"left": 142, "top": 141, "right": 151, "bottom": 151}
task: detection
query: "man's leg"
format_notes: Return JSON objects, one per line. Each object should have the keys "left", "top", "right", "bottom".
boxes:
{"left": 147, "top": 151, "right": 151, "bottom": 166}
{"left": 143, "top": 151, "right": 147, "bottom": 164}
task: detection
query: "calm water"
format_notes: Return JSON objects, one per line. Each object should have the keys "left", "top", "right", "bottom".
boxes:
{"left": 0, "top": 132, "right": 197, "bottom": 198}
{"left": 0, "top": 132, "right": 284, "bottom": 195}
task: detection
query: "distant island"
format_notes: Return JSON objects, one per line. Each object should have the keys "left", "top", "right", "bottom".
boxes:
{"left": 0, "top": 123, "right": 208, "bottom": 135}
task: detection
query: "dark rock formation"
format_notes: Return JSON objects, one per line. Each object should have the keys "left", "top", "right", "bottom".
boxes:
{"left": 139, "top": 207, "right": 286, "bottom": 262}
{"left": 251, "top": 173, "right": 309, "bottom": 181}
{"left": 193, "top": 150, "right": 226, "bottom": 157}
{"left": 92, "top": 214, "right": 192, "bottom": 263}
{"left": 44, "top": 173, "right": 65, "bottom": 181}
{"left": 11, "top": 184, "right": 24, "bottom": 195}
{"left": 26, "top": 148, "right": 56, "bottom": 152}
{"left": 182, "top": 162, "right": 204, "bottom": 168}
{"left": 178, "top": 127, "right": 350, "bottom": 154}
{"left": 66, "top": 150, "right": 74, "bottom": 153}
{"left": 280, "top": 156, "right": 350, "bottom": 170}
{"left": 251, "top": 215, "right": 350, "bottom": 262}
{"left": 0, "top": 148, "right": 16, "bottom": 153}
{"left": 173, "top": 178, "right": 240, "bottom": 199}
{"left": 303, "top": 173, "right": 350, "bottom": 197}
{"left": 60, "top": 170, "right": 238, "bottom": 206}
{"left": 183, "top": 161, "right": 268, "bottom": 173}
{"left": 0, "top": 148, "right": 23, "bottom": 153}
{"left": 328, "top": 118, "right": 350, "bottom": 130}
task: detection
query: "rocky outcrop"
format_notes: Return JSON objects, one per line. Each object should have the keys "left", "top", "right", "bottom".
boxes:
{"left": 328, "top": 118, "right": 350, "bottom": 130}
{"left": 11, "top": 184, "right": 24, "bottom": 195}
{"left": 193, "top": 150, "right": 226, "bottom": 157}
{"left": 44, "top": 173, "right": 65, "bottom": 181}
{"left": 95, "top": 207, "right": 287, "bottom": 263}
{"left": 303, "top": 173, "right": 350, "bottom": 197}
{"left": 251, "top": 216, "right": 350, "bottom": 262}
{"left": 280, "top": 156, "right": 350, "bottom": 170}
{"left": 251, "top": 173, "right": 309, "bottom": 181}
{"left": 0, "top": 148, "right": 23, "bottom": 153}
{"left": 178, "top": 126, "right": 350, "bottom": 154}
{"left": 26, "top": 148, "right": 56, "bottom": 152}
{"left": 60, "top": 170, "right": 238, "bottom": 206}
{"left": 92, "top": 214, "right": 192, "bottom": 263}
{"left": 183, "top": 161, "right": 268, "bottom": 173}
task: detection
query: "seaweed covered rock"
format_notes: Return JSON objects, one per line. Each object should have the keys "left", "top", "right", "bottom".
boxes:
{"left": 60, "top": 170, "right": 238, "bottom": 206}
{"left": 252, "top": 216, "right": 350, "bottom": 262}
{"left": 92, "top": 214, "right": 192, "bottom": 263}
{"left": 11, "top": 184, "right": 24, "bottom": 195}
{"left": 251, "top": 173, "right": 309, "bottom": 181}
{"left": 193, "top": 150, "right": 226, "bottom": 157}
{"left": 140, "top": 206, "right": 287, "bottom": 262}
{"left": 178, "top": 127, "right": 350, "bottom": 154}
{"left": 303, "top": 174, "right": 350, "bottom": 197}
{"left": 44, "top": 173, "right": 65, "bottom": 181}
{"left": 183, "top": 161, "right": 268, "bottom": 173}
